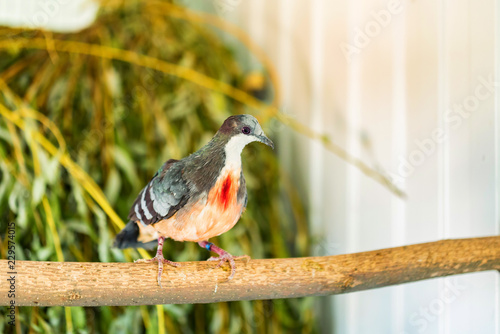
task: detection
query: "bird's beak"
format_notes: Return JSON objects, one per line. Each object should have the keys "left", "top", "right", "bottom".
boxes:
{"left": 258, "top": 134, "right": 274, "bottom": 150}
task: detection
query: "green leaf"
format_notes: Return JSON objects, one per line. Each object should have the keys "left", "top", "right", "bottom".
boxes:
{"left": 70, "top": 178, "right": 88, "bottom": 216}
{"left": 17, "top": 194, "right": 28, "bottom": 229}
{"left": 39, "top": 149, "right": 60, "bottom": 185}
{"left": 95, "top": 208, "right": 110, "bottom": 263}
{"left": 0, "top": 127, "right": 13, "bottom": 143}
{"left": 47, "top": 77, "right": 69, "bottom": 113}
{"left": 65, "top": 219, "right": 93, "bottom": 237}
{"left": 0, "top": 162, "right": 12, "bottom": 204}
{"left": 32, "top": 175, "right": 46, "bottom": 206}
{"left": 37, "top": 246, "right": 53, "bottom": 261}
{"left": 210, "top": 308, "right": 224, "bottom": 334}
{"left": 8, "top": 182, "right": 21, "bottom": 213}
{"left": 71, "top": 306, "right": 87, "bottom": 331}
{"left": 48, "top": 306, "right": 63, "bottom": 328}
{"left": 112, "top": 146, "right": 140, "bottom": 189}
{"left": 104, "top": 167, "right": 121, "bottom": 204}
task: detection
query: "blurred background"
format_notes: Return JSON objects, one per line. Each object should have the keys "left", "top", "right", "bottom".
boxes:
{"left": 0, "top": 0, "right": 499, "bottom": 333}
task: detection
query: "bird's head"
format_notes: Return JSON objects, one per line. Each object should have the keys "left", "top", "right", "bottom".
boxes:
{"left": 217, "top": 114, "right": 274, "bottom": 149}
{"left": 215, "top": 115, "right": 274, "bottom": 166}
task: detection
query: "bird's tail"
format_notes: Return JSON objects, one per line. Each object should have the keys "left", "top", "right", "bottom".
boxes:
{"left": 113, "top": 221, "right": 157, "bottom": 250}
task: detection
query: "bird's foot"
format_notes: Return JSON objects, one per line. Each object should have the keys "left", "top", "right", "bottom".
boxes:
{"left": 135, "top": 255, "right": 180, "bottom": 288}
{"left": 198, "top": 241, "right": 250, "bottom": 281}
{"left": 207, "top": 252, "right": 250, "bottom": 281}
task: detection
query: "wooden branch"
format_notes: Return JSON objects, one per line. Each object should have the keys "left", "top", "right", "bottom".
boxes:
{"left": 2, "top": 237, "right": 499, "bottom": 307}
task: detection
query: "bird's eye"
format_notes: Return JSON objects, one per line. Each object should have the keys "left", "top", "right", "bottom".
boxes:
{"left": 242, "top": 126, "right": 251, "bottom": 135}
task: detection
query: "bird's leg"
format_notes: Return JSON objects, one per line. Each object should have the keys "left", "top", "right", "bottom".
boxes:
{"left": 198, "top": 241, "right": 250, "bottom": 281}
{"left": 135, "top": 236, "right": 180, "bottom": 287}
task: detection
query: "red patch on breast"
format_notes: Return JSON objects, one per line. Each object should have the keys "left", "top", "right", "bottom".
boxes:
{"left": 220, "top": 176, "right": 232, "bottom": 209}
{"left": 210, "top": 170, "right": 239, "bottom": 211}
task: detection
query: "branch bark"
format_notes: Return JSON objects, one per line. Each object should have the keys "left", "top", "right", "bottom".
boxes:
{"left": 2, "top": 236, "right": 499, "bottom": 307}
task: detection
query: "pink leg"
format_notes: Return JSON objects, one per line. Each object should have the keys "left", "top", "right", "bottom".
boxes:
{"left": 198, "top": 241, "right": 250, "bottom": 281}
{"left": 135, "top": 236, "right": 180, "bottom": 287}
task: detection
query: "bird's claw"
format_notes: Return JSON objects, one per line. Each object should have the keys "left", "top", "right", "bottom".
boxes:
{"left": 207, "top": 254, "right": 250, "bottom": 281}
{"left": 135, "top": 256, "right": 181, "bottom": 267}
{"left": 135, "top": 255, "right": 180, "bottom": 287}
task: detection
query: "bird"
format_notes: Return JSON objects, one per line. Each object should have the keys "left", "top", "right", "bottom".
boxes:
{"left": 113, "top": 114, "right": 274, "bottom": 287}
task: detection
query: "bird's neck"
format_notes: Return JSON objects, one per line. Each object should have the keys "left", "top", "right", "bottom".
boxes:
{"left": 222, "top": 134, "right": 254, "bottom": 170}
{"left": 191, "top": 133, "right": 251, "bottom": 182}
{"left": 223, "top": 145, "right": 243, "bottom": 171}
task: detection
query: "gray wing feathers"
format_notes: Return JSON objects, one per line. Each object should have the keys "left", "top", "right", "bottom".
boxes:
{"left": 151, "top": 164, "right": 187, "bottom": 217}
{"left": 128, "top": 159, "right": 189, "bottom": 226}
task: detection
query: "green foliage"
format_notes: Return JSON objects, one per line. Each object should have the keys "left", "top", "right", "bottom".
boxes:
{"left": 0, "top": 1, "right": 313, "bottom": 333}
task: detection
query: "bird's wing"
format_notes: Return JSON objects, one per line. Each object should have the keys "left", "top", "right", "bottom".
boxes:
{"left": 128, "top": 159, "right": 189, "bottom": 226}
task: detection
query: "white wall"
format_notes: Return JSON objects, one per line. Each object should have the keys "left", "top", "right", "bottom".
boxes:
{"left": 222, "top": 0, "right": 500, "bottom": 333}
